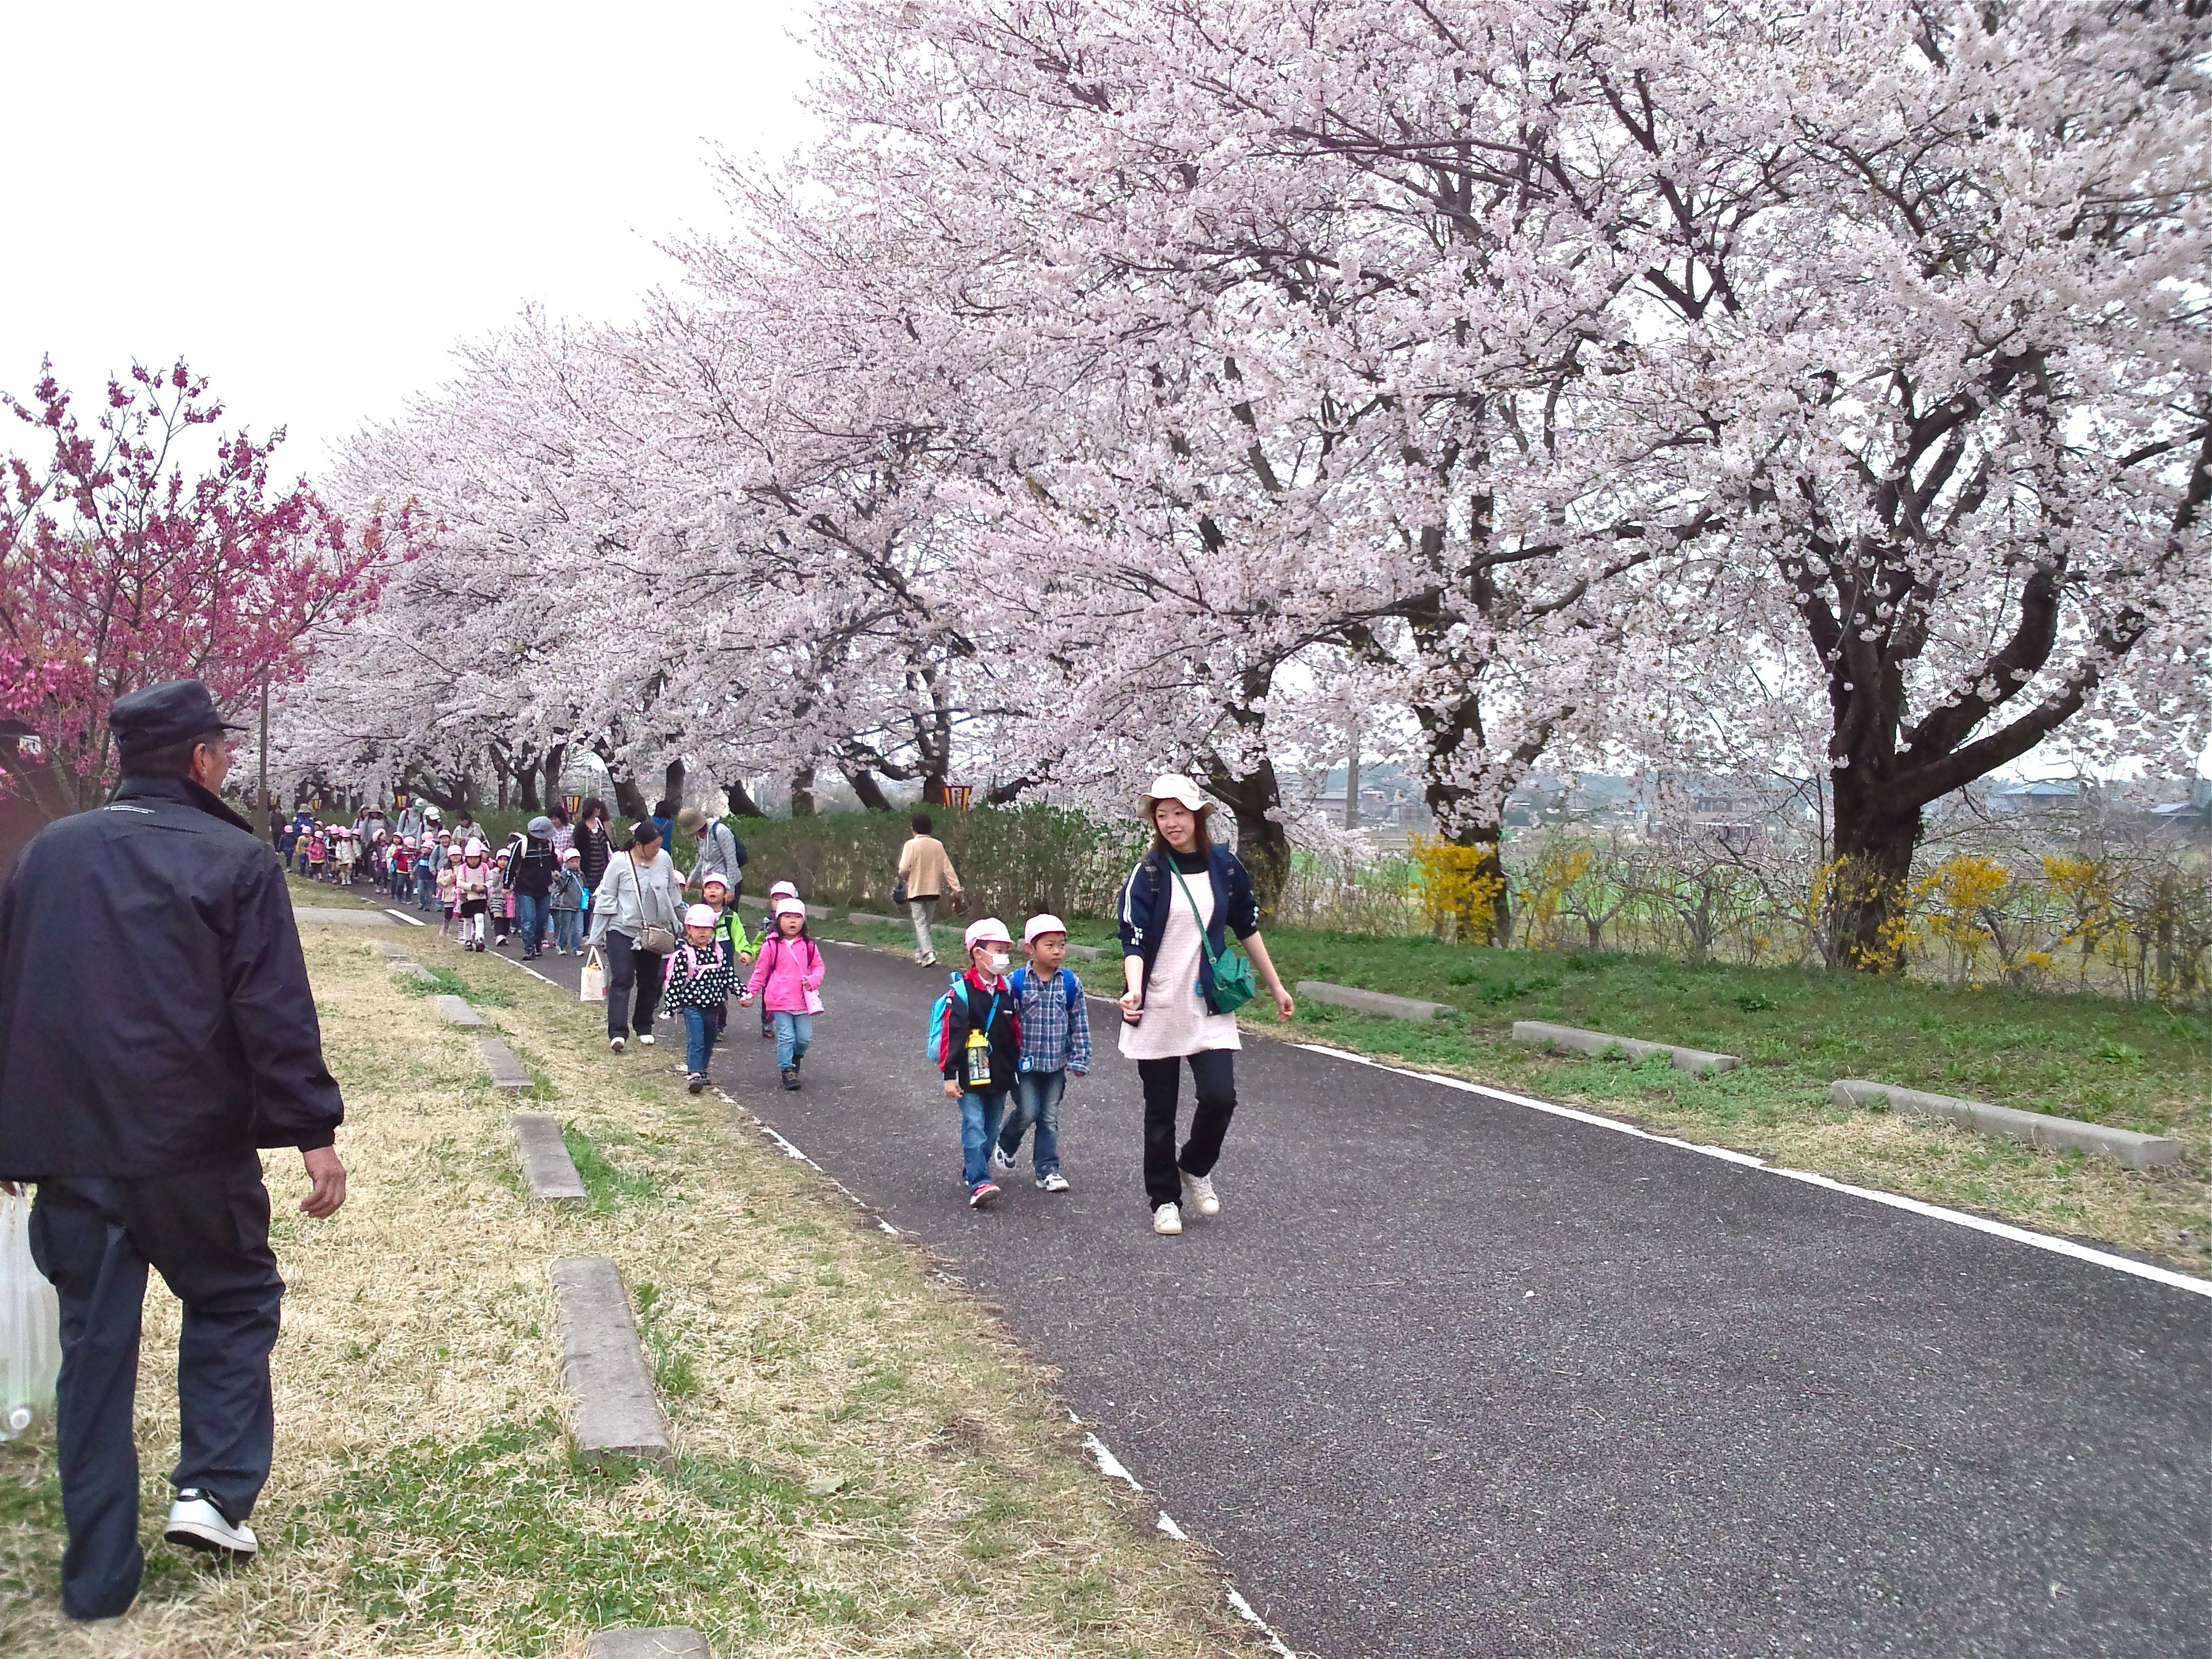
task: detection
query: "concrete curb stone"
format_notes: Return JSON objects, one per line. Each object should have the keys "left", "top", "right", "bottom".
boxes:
{"left": 586, "top": 1630, "right": 710, "bottom": 1659}
{"left": 434, "top": 994, "right": 485, "bottom": 1028}
{"left": 478, "top": 1038, "right": 534, "bottom": 1092}
{"left": 551, "top": 1257, "right": 672, "bottom": 1468}
{"left": 511, "top": 1112, "right": 587, "bottom": 1200}
{"left": 1512, "top": 1019, "right": 1740, "bottom": 1073}
{"left": 1830, "top": 1079, "right": 2182, "bottom": 1169}
{"left": 1297, "top": 980, "right": 1452, "bottom": 1022}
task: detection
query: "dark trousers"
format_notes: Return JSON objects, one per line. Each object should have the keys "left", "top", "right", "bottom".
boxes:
{"left": 602, "top": 930, "right": 663, "bottom": 1040}
{"left": 28, "top": 1158, "right": 284, "bottom": 1620}
{"left": 1136, "top": 1050, "right": 1237, "bottom": 1210}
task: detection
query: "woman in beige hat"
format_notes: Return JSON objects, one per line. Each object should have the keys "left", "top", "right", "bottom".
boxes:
{"left": 1113, "top": 773, "right": 1294, "bottom": 1235}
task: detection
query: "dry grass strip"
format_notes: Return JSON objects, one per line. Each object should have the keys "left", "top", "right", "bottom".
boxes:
{"left": 0, "top": 928, "right": 1266, "bottom": 1658}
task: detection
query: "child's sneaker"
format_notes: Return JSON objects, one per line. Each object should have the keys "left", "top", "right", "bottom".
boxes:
{"left": 1180, "top": 1171, "right": 1220, "bottom": 1218}
{"left": 988, "top": 1145, "right": 1017, "bottom": 1177}
{"left": 1151, "top": 1202, "right": 1183, "bottom": 1235}
{"left": 687, "top": 1073, "right": 705, "bottom": 1094}
{"left": 1038, "top": 1171, "right": 1070, "bottom": 1192}
{"left": 968, "top": 1181, "right": 1000, "bottom": 1209}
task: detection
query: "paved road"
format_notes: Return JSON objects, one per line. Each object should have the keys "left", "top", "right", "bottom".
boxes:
{"left": 441, "top": 916, "right": 2209, "bottom": 1659}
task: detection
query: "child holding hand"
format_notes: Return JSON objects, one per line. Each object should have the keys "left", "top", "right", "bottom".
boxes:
{"left": 739, "top": 897, "right": 824, "bottom": 1090}
{"left": 990, "top": 914, "right": 1090, "bottom": 1193}
{"left": 664, "top": 903, "right": 738, "bottom": 1093}
{"left": 935, "top": 918, "right": 1023, "bottom": 1210}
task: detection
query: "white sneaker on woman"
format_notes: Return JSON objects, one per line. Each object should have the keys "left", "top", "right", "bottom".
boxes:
{"left": 1181, "top": 1171, "right": 1220, "bottom": 1218}
{"left": 1152, "top": 1202, "right": 1183, "bottom": 1235}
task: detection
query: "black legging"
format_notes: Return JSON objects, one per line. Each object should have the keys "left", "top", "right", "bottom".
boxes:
{"left": 1137, "top": 1050, "right": 1237, "bottom": 1210}
{"left": 600, "top": 930, "right": 663, "bottom": 1040}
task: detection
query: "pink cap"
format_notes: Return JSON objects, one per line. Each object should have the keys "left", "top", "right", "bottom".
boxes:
{"left": 964, "top": 917, "right": 1012, "bottom": 950}
{"left": 769, "top": 880, "right": 798, "bottom": 899}
{"left": 773, "top": 897, "right": 806, "bottom": 919}
{"left": 698, "top": 868, "right": 731, "bottom": 890}
{"left": 683, "top": 903, "right": 718, "bottom": 928}
{"left": 1022, "top": 913, "right": 1068, "bottom": 945}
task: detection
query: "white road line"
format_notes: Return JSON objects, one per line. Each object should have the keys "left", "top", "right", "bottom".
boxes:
{"left": 1294, "top": 1042, "right": 2212, "bottom": 1298}
{"left": 383, "top": 907, "right": 424, "bottom": 926}
{"left": 1082, "top": 1431, "right": 1302, "bottom": 1656}
{"left": 704, "top": 1082, "right": 901, "bottom": 1235}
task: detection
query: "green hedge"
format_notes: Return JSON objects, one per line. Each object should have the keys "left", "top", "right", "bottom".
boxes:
{"left": 729, "top": 805, "right": 1148, "bottom": 923}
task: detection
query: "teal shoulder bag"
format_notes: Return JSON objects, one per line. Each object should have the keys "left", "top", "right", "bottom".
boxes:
{"left": 1168, "top": 860, "right": 1257, "bottom": 1015}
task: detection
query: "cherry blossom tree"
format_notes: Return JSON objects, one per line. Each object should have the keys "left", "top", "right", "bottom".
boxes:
{"left": 0, "top": 359, "right": 394, "bottom": 815}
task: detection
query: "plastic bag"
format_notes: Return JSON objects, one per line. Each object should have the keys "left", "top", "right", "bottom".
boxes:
{"left": 580, "top": 947, "right": 607, "bottom": 1002}
{"left": 0, "top": 1191, "right": 60, "bottom": 1441}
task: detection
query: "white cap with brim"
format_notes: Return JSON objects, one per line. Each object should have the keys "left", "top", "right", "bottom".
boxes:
{"left": 773, "top": 897, "right": 806, "bottom": 919}
{"left": 964, "top": 917, "right": 1012, "bottom": 951}
{"left": 683, "top": 903, "right": 718, "bottom": 928}
{"left": 1023, "top": 913, "right": 1069, "bottom": 945}
{"left": 1139, "top": 773, "right": 1211, "bottom": 817}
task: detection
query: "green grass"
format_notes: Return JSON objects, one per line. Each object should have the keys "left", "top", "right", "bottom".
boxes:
{"left": 561, "top": 1122, "right": 662, "bottom": 1212}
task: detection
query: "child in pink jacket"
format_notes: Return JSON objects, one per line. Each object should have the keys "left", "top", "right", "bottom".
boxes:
{"left": 739, "top": 897, "right": 825, "bottom": 1090}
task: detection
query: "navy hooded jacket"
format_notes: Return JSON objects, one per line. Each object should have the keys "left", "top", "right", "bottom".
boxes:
{"left": 0, "top": 775, "right": 344, "bottom": 1178}
{"left": 1113, "top": 841, "right": 1259, "bottom": 1011}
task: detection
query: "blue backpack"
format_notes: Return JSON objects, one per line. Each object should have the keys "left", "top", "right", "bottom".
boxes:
{"left": 927, "top": 974, "right": 1002, "bottom": 1069}
{"left": 1008, "top": 965, "right": 1082, "bottom": 1011}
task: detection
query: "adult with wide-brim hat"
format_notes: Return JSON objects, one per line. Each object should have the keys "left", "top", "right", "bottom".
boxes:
{"left": 0, "top": 679, "right": 348, "bottom": 1620}
{"left": 1114, "top": 772, "right": 1294, "bottom": 1236}
{"left": 678, "top": 804, "right": 746, "bottom": 899}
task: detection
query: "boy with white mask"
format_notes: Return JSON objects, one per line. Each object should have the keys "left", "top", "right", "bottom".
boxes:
{"left": 933, "top": 918, "right": 1023, "bottom": 1209}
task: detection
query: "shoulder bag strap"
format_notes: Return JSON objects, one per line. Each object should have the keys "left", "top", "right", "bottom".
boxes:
{"left": 1168, "top": 862, "right": 1225, "bottom": 977}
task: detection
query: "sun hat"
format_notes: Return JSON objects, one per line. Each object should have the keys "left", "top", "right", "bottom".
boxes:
{"left": 448, "top": 847, "right": 464, "bottom": 861}
{"left": 676, "top": 805, "right": 708, "bottom": 834}
{"left": 773, "top": 897, "right": 807, "bottom": 919}
{"left": 527, "top": 815, "right": 553, "bottom": 836}
{"left": 424, "top": 806, "right": 441, "bottom": 821}
{"left": 1139, "top": 773, "right": 1211, "bottom": 817}
{"left": 1022, "top": 913, "right": 1069, "bottom": 945}
{"left": 963, "top": 917, "right": 1012, "bottom": 951}
{"left": 698, "top": 869, "right": 731, "bottom": 892}
{"left": 561, "top": 846, "right": 581, "bottom": 862}
{"left": 683, "top": 903, "right": 718, "bottom": 929}
{"left": 769, "top": 880, "right": 799, "bottom": 899}
{"left": 465, "top": 839, "right": 487, "bottom": 856}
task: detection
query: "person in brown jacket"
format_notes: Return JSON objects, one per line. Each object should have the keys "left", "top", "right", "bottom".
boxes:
{"left": 896, "top": 813, "right": 962, "bottom": 966}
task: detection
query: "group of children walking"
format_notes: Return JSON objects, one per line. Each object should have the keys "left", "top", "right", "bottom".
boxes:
{"left": 597, "top": 872, "right": 1090, "bottom": 1210}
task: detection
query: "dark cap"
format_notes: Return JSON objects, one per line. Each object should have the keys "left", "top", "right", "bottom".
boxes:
{"left": 108, "top": 680, "right": 249, "bottom": 758}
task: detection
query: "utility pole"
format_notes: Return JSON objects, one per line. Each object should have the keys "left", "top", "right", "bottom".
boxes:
{"left": 1344, "top": 724, "right": 1361, "bottom": 830}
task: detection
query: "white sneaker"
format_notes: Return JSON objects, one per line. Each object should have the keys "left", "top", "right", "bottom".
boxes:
{"left": 165, "top": 1492, "right": 257, "bottom": 1557}
{"left": 989, "top": 1145, "right": 1017, "bottom": 1177}
{"left": 1181, "top": 1171, "right": 1220, "bottom": 1218}
{"left": 1038, "top": 1171, "right": 1070, "bottom": 1193}
{"left": 1152, "top": 1202, "right": 1183, "bottom": 1235}
{"left": 638, "top": 1033, "right": 655, "bottom": 1046}
{"left": 609, "top": 1036, "right": 626, "bottom": 1053}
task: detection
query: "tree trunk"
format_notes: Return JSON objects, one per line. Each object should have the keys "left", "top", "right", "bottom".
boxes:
{"left": 612, "top": 774, "right": 648, "bottom": 821}
{"left": 257, "top": 678, "right": 270, "bottom": 824}
{"left": 790, "top": 766, "right": 818, "bottom": 818}
{"left": 844, "top": 768, "right": 893, "bottom": 813}
{"left": 722, "top": 778, "right": 764, "bottom": 818}
{"left": 1825, "top": 773, "right": 1923, "bottom": 970}
{"left": 540, "top": 745, "right": 566, "bottom": 812}
{"left": 1200, "top": 758, "right": 1292, "bottom": 922}
{"left": 1447, "top": 824, "right": 1512, "bottom": 946}
{"left": 662, "top": 758, "right": 688, "bottom": 815}
{"left": 518, "top": 760, "right": 542, "bottom": 812}
{"left": 921, "top": 774, "right": 947, "bottom": 806}
{"left": 1344, "top": 731, "right": 1360, "bottom": 830}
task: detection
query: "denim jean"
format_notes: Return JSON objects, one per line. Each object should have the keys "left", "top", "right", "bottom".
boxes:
{"left": 417, "top": 865, "right": 438, "bottom": 909}
{"left": 999, "top": 1067, "right": 1066, "bottom": 1177}
{"left": 680, "top": 1006, "right": 716, "bottom": 1075}
{"left": 773, "top": 1010, "right": 813, "bottom": 1070}
{"left": 552, "top": 909, "right": 583, "bottom": 951}
{"left": 960, "top": 1090, "right": 1009, "bottom": 1189}
{"left": 514, "top": 892, "right": 549, "bottom": 956}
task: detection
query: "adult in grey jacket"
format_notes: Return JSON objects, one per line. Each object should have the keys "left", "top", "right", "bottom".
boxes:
{"left": 0, "top": 680, "right": 347, "bottom": 1622}
{"left": 586, "top": 819, "right": 682, "bottom": 1051}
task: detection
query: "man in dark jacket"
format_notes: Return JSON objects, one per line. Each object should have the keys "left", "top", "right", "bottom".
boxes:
{"left": 0, "top": 680, "right": 346, "bottom": 1622}
{"left": 506, "top": 817, "right": 559, "bottom": 960}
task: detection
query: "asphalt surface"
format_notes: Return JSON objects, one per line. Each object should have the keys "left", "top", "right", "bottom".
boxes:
{"left": 437, "top": 913, "right": 2209, "bottom": 1659}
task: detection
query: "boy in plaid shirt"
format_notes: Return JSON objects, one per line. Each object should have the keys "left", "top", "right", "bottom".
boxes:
{"left": 990, "top": 914, "right": 1092, "bottom": 1193}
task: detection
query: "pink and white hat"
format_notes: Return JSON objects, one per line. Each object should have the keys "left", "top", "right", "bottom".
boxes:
{"left": 768, "top": 880, "right": 799, "bottom": 900}
{"left": 1022, "top": 913, "right": 1068, "bottom": 945}
{"left": 683, "top": 903, "right": 718, "bottom": 929}
{"left": 773, "top": 897, "right": 806, "bottom": 919}
{"left": 963, "top": 917, "right": 1012, "bottom": 951}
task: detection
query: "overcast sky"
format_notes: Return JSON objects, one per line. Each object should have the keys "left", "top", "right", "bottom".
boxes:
{"left": 1, "top": 0, "right": 819, "bottom": 478}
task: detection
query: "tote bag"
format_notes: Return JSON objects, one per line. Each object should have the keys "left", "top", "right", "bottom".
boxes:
{"left": 579, "top": 946, "right": 609, "bottom": 1002}
{"left": 0, "top": 1192, "right": 60, "bottom": 1440}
